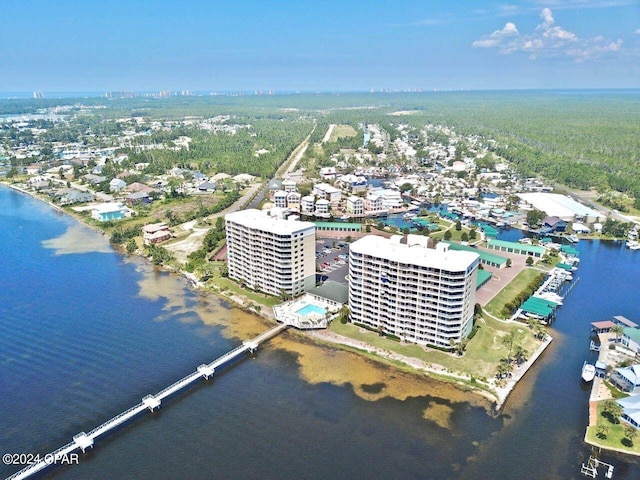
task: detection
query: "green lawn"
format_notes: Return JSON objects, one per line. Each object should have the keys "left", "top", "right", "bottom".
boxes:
{"left": 330, "top": 314, "right": 541, "bottom": 383}
{"left": 328, "top": 124, "right": 357, "bottom": 142}
{"left": 205, "top": 262, "right": 280, "bottom": 307}
{"left": 585, "top": 401, "right": 640, "bottom": 455}
{"left": 483, "top": 268, "right": 542, "bottom": 319}
{"left": 426, "top": 219, "right": 477, "bottom": 242}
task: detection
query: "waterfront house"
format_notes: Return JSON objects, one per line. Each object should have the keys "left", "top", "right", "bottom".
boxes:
{"left": 346, "top": 196, "right": 364, "bottom": 216}
{"left": 60, "top": 188, "right": 95, "bottom": 205}
{"left": 610, "top": 365, "right": 640, "bottom": 394}
{"left": 142, "top": 223, "right": 171, "bottom": 245}
{"left": 619, "top": 326, "right": 640, "bottom": 355}
{"left": 541, "top": 216, "right": 567, "bottom": 233}
{"left": 617, "top": 395, "right": 640, "bottom": 428}
{"left": 91, "top": 203, "right": 127, "bottom": 222}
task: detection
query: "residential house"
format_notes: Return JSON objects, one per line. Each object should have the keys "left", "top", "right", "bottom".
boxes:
{"left": 197, "top": 181, "right": 216, "bottom": 193}
{"left": 617, "top": 395, "right": 640, "bottom": 428}
{"left": 282, "top": 179, "right": 297, "bottom": 193}
{"left": 109, "top": 178, "right": 127, "bottom": 192}
{"left": 364, "top": 193, "right": 384, "bottom": 213}
{"left": 313, "top": 183, "right": 342, "bottom": 205}
{"left": 91, "top": 203, "right": 127, "bottom": 222}
{"left": 83, "top": 174, "right": 107, "bottom": 185}
{"left": 267, "top": 179, "right": 283, "bottom": 198}
{"left": 61, "top": 189, "right": 95, "bottom": 205}
{"left": 319, "top": 166, "right": 337, "bottom": 180}
{"left": 126, "top": 191, "right": 151, "bottom": 205}
{"left": 620, "top": 326, "right": 640, "bottom": 355}
{"left": 315, "top": 199, "right": 330, "bottom": 215}
{"left": 338, "top": 174, "right": 367, "bottom": 193}
{"left": 346, "top": 196, "right": 364, "bottom": 216}
{"left": 611, "top": 365, "right": 640, "bottom": 394}
{"left": 287, "top": 192, "right": 301, "bottom": 211}
{"left": 274, "top": 190, "right": 288, "bottom": 209}
{"left": 142, "top": 223, "right": 172, "bottom": 245}
{"left": 301, "top": 195, "right": 315, "bottom": 214}
{"left": 541, "top": 216, "right": 568, "bottom": 234}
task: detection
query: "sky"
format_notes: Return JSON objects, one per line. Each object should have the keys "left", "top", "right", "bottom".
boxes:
{"left": 1, "top": 0, "right": 639, "bottom": 93}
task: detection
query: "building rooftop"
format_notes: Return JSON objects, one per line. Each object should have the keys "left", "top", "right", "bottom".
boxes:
{"left": 487, "top": 239, "right": 546, "bottom": 255}
{"left": 308, "top": 280, "right": 349, "bottom": 304}
{"left": 518, "top": 192, "right": 604, "bottom": 220}
{"left": 225, "top": 209, "right": 315, "bottom": 235}
{"left": 350, "top": 234, "right": 479, "bottom": 272}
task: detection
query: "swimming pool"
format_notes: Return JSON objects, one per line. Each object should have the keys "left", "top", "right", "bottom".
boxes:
{"left": 296, "top": 304, "right": 327, "bottom": 316}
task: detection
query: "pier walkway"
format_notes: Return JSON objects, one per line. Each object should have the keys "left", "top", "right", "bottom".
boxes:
{"left": 5, "top": 324, "right": 287, "bottom": 480}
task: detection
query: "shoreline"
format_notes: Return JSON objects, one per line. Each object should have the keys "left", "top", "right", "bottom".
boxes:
{"left": 1, "top": 180, "right": 553, "bottom": 412}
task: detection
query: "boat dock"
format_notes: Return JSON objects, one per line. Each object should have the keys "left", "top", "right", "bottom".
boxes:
{"left": 5, "top": 323, "right": 287, "bottom": 480}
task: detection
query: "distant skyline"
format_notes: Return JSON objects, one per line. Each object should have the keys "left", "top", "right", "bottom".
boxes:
{"left": 1, "top": 0, "right": 639, "bottom": 93}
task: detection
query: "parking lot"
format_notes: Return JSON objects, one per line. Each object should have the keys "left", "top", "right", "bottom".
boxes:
{"left": 315, "top": 239, "right": 350, "bottom": 284}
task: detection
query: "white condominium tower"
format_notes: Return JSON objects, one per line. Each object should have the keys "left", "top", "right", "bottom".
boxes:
{"left": 225, "top": 209, "right": 316, "bottom": 297}
{"left": 349, "top": 235, "right": 479, "bottom": 349}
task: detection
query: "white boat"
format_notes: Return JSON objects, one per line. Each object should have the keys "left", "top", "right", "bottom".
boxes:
{"left": 626, "top": 240, "right": 640, "bottom": 250}
{"left": 403, "top": 212, "right": 416, "bottom": 220}
{"left": 582, "top": 362, "right": 596, "bottom": 382}
{"left": 567, "top": 234, "right": 579, "bottom": 243}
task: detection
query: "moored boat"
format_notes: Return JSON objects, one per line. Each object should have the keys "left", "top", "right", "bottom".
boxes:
{"left": 626, "top": 240, "right": 640, "bottom": 250}
{"left": 582, "top": 362, "right": 596, "bottom": 382}
{"left": 567, "top": 234, "right": 579, "bottom": 243}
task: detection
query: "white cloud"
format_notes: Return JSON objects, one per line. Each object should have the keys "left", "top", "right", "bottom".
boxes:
{"left": 635, "top": 28, "right": 640, "bottom": 35}
{"left": 472, "top": 8, "right": 622, "bottom": 61}
{"left": 472, "top": 22, "right": 519, "bottom": 49}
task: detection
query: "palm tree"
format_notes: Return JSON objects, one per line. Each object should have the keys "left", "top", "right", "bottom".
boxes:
{"left": 597, "top": 424, "right": 609, "bottom": 439}
{"left": 624, "top": 424, "right": 638, "bottom": 446}
{"left": 513, "top": 345, "right": 529, "bottom": 365}
{"left": 610, "top": 324, "right": 624, "bottom": 344}
{"left": 603, "top": 400, "right": 623, "bottom": 424}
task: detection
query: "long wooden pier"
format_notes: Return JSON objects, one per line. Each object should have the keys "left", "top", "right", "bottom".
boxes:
{"left": 5, "top": 324, "right": 287, "bottom": 480}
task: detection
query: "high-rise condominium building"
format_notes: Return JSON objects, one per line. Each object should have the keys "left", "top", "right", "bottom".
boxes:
{"left": 349, "top": 235, "right": 479, "bottom": 349}
{"left": 225, "top": 209, "right": 316, "bottom": 297}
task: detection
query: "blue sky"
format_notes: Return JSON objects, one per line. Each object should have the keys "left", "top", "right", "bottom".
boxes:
{"left": 1, "top": 0, "right": 638, "bottom": 92}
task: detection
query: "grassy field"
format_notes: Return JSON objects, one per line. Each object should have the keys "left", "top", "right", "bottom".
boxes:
{"left": 329, "top": 124, "right": 357, "bottom": 142}
{"left": 585, "top": 401, "right": 640, "bottom": 455}
{"left": 483, "top": 268, "right": 542, "bottom": 319}
{"left": 329, "top": 314, "right": 540, "bottom": 382}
